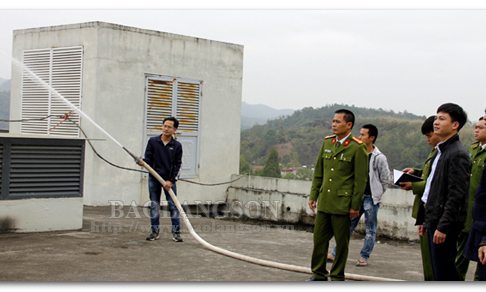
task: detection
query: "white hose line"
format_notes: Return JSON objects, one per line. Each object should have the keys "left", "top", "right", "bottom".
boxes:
{"left": 141, "top": 161, "right": 403, "bottom": 281}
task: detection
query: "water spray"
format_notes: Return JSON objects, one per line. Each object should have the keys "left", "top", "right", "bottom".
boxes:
{"left": 8, "top": 52, "right": 402, "bottom": 281}
{"left": 4, "top": 51, "right": 124, "bottom": 148}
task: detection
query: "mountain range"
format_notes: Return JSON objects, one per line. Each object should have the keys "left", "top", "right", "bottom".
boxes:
{"left": 241, "top": 102, "right": 295, "bottom": 129}
{"left": 240, "top": 103, "right": 475, "bottom": 172}
{"left": 0, "top": 78, "right": 10, "bottom": 92}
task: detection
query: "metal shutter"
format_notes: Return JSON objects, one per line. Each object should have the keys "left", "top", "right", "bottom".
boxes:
{"left": 175, "top": 79, "right": 202, "bottom": 178}
{"left": 0, "top": 137, "right": 85, "bottom": 200}
{"left": 21, "top": 46, "right": 83, "bottom": 137}
{"left": 145, "top": 76, "right": 174, "bottom": 136}
{"left": 176, "top": 80, "right": 201, "bottom": 133}
{"left": 9, "top": 145, "right": 83, "bottom": 198}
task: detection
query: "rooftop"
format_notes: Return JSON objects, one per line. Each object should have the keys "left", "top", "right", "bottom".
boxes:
{"left": 0, "top": 206, "right": 479, "bottom": 283}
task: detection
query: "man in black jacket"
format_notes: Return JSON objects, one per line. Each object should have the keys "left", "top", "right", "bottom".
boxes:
{"left": 139, "top": 117, "right": 184, "bottom": 242}
{"left": 416, "top": 103, "right": 471, "bottom": 281}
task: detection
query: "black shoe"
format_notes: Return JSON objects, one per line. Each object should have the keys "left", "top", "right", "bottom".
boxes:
{"left": 306, "top": 276, "right": 327, "bottom": 281}
{"left": 173, "top": 233, "right": 183, "bottom": 242}
{"left": 146, "top": 232, "right": 159, "bottom": 241}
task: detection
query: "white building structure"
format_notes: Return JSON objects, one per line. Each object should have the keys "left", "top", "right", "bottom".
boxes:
{"left": 8, "top": 21, "right": 244, "bottom": 211}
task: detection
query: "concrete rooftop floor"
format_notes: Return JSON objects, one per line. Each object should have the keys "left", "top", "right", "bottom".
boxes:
{"left": 0, "top": 205, "right": 480, "bottom": 287}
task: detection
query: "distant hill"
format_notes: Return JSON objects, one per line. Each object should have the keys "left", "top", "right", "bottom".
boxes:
{"left": 0, "top": 90, "right": 10, "bottom": 130}
{"left": 0, "top": 79, "right": 11, "bottom": 92}
{"left": 241, "top": 102, "right": 294, "bottom": 129}
{"left": 240, "top": 103, "right": 475, "bottom": 172}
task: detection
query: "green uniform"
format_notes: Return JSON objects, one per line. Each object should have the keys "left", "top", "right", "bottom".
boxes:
{"left": 310, "top": 134, "right": 368, "bottom": 281}
{"left": 456, "top": 142, "right": 485, "bottom": 281}
{"left": 410, "top": 148, "right": 437, "bottom": 281}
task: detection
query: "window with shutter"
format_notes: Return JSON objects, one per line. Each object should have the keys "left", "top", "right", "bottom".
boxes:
{"left": 21, "top": 46, "right": 83, "bottom": 137}
{"left": 144, "top": 74, "right": 202, "bottom": 179}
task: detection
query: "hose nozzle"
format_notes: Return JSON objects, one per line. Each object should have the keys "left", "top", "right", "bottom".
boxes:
{"left": 123, "top": 147, "right": 143, "bottom": 164}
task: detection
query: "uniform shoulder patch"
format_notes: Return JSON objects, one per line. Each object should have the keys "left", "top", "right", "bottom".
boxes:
{"left": 352, "top": 137, "right": 363, "bottom": 144}
{"left": 325, "top": 135, "right": 336, "bottom": 139}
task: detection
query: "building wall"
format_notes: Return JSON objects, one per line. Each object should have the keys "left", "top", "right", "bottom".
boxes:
{"left": 226, "top": 175, "right": 419, "bottom": 241}
{"left": 0, "top": 198, "right": 83, "bottom": 232}
{"left": 10, "top": 22, "right": 244, "bottom": 206}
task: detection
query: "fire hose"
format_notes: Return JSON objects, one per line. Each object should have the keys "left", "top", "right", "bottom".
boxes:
{"left": 123, "top": 147, "right": 403, "bottom": 282}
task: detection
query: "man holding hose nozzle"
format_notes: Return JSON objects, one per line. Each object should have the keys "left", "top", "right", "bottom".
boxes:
{"left": 138, "top": 117, "right": 183, "bottom": 242}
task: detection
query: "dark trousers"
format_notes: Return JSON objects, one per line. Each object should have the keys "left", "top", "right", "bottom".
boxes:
{"left": 456, "top": 231, "right": 479, "bottom": 281}
{"left": 479, "top": 262, "right": 486, "bottom": 281}
{"left": 427, "top": 226, "right": 461, "bottom": 281}
{"left": 311, "top": 211, "right": 351, "bottom": 281}
{"left": 148, "top": 176, "right": 180, "bottom": 234}
{"left": 419, "top": 233, "right": 435, "bottom": 281}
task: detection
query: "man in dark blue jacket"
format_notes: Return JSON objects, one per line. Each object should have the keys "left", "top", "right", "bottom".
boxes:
{"left": 416, "top": 103, "right": 471, "bottom": 281}
{"left": 140, "top": 117, "right": 183, "bottom": 242}
{"left": 464, "top": 161, "right": 486, "bottom": 280}
{"left": 464, "top": 111, "right": 486, "bottom": 281}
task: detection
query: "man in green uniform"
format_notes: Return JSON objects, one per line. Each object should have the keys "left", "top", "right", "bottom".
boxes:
{"left": 307, "top": 109, "right": 368, "bottom": 281}
{"left": 400, "top": 115, "right": 439, "bottom": 281}
{"left": 455, "top": 116, "right": 486, "bottom": 280}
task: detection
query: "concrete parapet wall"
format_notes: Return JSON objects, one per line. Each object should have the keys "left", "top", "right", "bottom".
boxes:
{"left": 227, "top": 175, "right": 419, "bottom": 241}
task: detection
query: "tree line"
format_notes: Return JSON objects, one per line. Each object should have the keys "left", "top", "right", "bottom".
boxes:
{"left": 240, "top": 104, "right": 476, "bottom": 180}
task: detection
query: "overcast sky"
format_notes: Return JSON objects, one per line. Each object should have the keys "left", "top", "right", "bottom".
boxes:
{"left": 1, "top": 4, "right": 486, "bottom": 121}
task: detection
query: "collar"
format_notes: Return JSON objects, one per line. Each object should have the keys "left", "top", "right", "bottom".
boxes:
{"left": 159, "top": 135, "right": 174, "bottom": 145}
{"left": 371, "top": 145, "right": 382, "bottom": 155}
{"left": 437, "top": 134, "right": 460, "bottom": 153}
{"left": 337, "top": 133, "right": 351, "bottom": 145}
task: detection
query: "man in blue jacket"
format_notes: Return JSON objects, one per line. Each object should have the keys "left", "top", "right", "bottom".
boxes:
{"left": 140, "top": 117, "right": 183, "bottom": 242}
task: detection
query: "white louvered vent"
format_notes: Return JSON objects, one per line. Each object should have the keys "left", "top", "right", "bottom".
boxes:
{"left": 21, "top": 46, "right": 83, "bottom": 137}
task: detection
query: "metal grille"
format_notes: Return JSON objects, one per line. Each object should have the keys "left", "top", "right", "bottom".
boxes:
{"left": 8, "top": 145, "right": 83, "bottom": 198}
{"left": 0, "top": 136, "right": 85, "bottom": 200}
{"left": 21, "top": 46, "right": 83, "bottom": 137}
